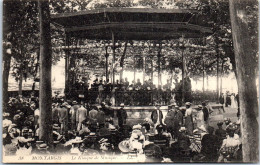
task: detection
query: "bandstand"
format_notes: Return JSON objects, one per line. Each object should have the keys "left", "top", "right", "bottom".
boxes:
{"left": 51, "top": 8, "right": 213, "bottom": 109}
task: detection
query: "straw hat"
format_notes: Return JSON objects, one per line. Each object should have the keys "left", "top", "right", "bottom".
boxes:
{"left": 72, "top": 101, "right": 78, "bottom": 105}
{"left": 171, "top": 103, "right": 176, "bottom": 107}
{"left": 53, "top": 124, "right": 60, "bottom": 130}
{"left": 133, "top": 124, "right": 142, "bottom": 130}
{"left": 179, "top": 127, "right": 186, "bottom": 132}
{"left": 236, "top": 119, "right": 241, "bottom": 125}
{"left": 3, "top": 119, "right": 12, "bottom": 128}
{"left": 217, "top": 121, "right": 223, "bottom": 126}
{"left": 98, "top": 138, "right": 108, "bottom": 144}
{"left": 198, "top": 125, "right": 207, "bottom": 132}
{"left": 144, "top": 118, "right": 150, "bottom": 122}
{"left": 185, "top": 102, "right": 191, "bottom": 106}
{"left": 71, "top": 137, "right": 83, "bottom": 144}
{"left": 38, "top": 143, "right": 49, "bottom": 149}
{"left": 120, "top": 103, "right": 125, "bottom": 107}
{"left": 61, "top": 102, "right": 69, "bottom": 108}
{"left": 3, "top": 112, "right": 10, "bottom": 117}
{"left": 118, "top": 140, "right": 131, "bottom": 153}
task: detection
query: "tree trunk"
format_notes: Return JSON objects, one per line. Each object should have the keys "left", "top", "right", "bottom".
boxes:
{"left": 3, "top": 53, "right": 11, "bottom": 111}
{"left": 38, "top": 0, "right": 53, "bottom": 145}
{"left": 220, "top": 58, "right": 225, "bottom": 95}
{"left": 18, "top": 73, "right": 23, "bottom": 96}
{"left": 229, "top": 0, "right": 259, "bottom": 162}
{"left": 181, "top": 48, "right": 185, "bottom": 104}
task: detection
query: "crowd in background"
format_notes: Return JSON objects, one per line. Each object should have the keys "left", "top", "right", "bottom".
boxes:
{"left": 70, "top": 77, "right": 174, "bottom": 106}
{"left": 68, "top": 77, "right": 219, "bottom": 106}
{"left": 3, "top": 95, "right": 242, "bottom": 162}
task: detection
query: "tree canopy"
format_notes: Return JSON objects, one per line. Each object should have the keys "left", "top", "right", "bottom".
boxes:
{"left": 4, "top": 0, "right": 258, "bottom": 91}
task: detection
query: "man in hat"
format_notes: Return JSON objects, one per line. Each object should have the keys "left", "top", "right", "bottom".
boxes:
{"left": 117, "top": 103, "right": 127, "bottom": 128}
{"left": 70, "top": 137, "right": 83, "bottom": 155}
{"left": 184, "top": 102, "right": 194, "bottom": 135}
{"left": 202, "top": 102, "right": 210, "bottom": 128}
{"left": 224, "top": 118, "right": 231, "bottom": 129}
{"left": 33, "top": 104, "right": 40, "bottom": 129}
{"left": 70, "top": 101, "right": 79, "bottom": 131}
{"left": 175, "top": 105, "right": 184, "bottom": 126}
{"left": 164, "top": 103, "right": 178, "bottom": 138}
{"left": 100, "top": 102, "right": 114, "bottom": 118}
{"left": 52, "top": 103, "right": 59, "bottom": 124}
{"left": 151, "top": 102, "right": 164, "bottom": 134}
{"left": 215, "top": 121, "right": 226, "bottom": 147}
{"left": 76, "top": 102, "right": 88, "bottom": 132}
{"left": 176, "top": 127, "right": 191, "bottom": 150}
{"left": 201, "top": 126, "right": 219, "bottom": 162}
{"left": 58, "top": 102, "right": 69, "bottom": 134}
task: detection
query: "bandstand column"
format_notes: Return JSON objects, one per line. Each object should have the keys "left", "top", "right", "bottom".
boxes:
{"left": 181, "top": 48, "right": 185, "bottom": 104}
{"left": 216, "top": 43, "right": 220, "bottom": 102}
{"left": 202, "top": 53, "right": 205, "bottom": 94}
{"left": 64, "top": 33, "right": 69, "bottom": 98}
{"left": 143, "top": 55, "right": 146, "bottom": 84}
{"left": 134, "top": 56, "right": 136, "bottom": 83}
{"left": 202, "top": 37, "right": 206, "bottom": 96}
{"left": 151, "top": 56, "right": 153, "bottom": 84}
{"left": 112, "top": 32, "right": 115, "bottom": 84}
{"left": 157, "top": 44, "right": 161, "bottom": 89}
{"left": 105, "top": 46, "right": 109, "bottom": 81}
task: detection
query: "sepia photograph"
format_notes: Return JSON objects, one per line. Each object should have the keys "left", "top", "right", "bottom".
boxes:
{"left": 2, "top": 0, "right": 259, "bottom": 163}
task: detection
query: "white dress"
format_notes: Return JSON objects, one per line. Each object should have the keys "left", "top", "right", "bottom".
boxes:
{"left": 231, "top": 95, "right": 237, "bottom": 108}
{"left": 196, "top": 111, "right": 205, "bottom": 128}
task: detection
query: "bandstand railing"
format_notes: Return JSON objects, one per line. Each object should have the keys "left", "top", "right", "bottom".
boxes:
{"left": 65, "top": 88, "right": 218, "bottom": 106}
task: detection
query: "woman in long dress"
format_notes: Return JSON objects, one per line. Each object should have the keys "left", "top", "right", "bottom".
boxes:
{"left": 231, "top": 93, "right": 237, "bottom": 109}
{"left": 184, "top": 102, "right": 194, "bottom": 135}
{"left": 196, "top": 105, "right": 205, "bottom": 128}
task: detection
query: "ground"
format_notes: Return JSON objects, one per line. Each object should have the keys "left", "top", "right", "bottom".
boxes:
{"left": 209, "top": 105, "right": 238, "bottom": 130}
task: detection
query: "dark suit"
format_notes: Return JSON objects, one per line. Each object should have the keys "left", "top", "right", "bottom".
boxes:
{"left": 117, "top": 107, "right": 127, "bottom": 127}
{"left": 151, "top": 109, "right": 163, "bottom": 124}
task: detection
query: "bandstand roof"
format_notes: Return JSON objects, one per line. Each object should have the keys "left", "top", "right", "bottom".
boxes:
{"left": 51, "top": 8, "right": 212, "bottom": 40}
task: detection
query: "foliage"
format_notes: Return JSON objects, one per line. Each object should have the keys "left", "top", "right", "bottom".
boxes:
{"left": 3, "top": 0, "right": 39, "bottom": 82}
{"left": 5, "top": 0, "right": 258, "bottom": 90}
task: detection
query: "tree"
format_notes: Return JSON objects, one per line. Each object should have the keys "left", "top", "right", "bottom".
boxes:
{"left": 229, "top": 0, "right": 258, "bottom": 162}
{"left": 3, "top": 0, "right": 39, "bottom": 96}
{"left": 38, "top": 0, "right": 53, "bottom": 145}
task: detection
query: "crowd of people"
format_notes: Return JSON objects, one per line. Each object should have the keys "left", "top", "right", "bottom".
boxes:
{"left": 219, "top": 91, "right": 239, "bottom": 116}
{"left": 68, "top": 77, "right": 220, "bottom": 107}
{"left": 3, "top": 94, "right": 242, "bottom": 162}
{"left": 70, "top": 77, "right": 175, "bottom": 106}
